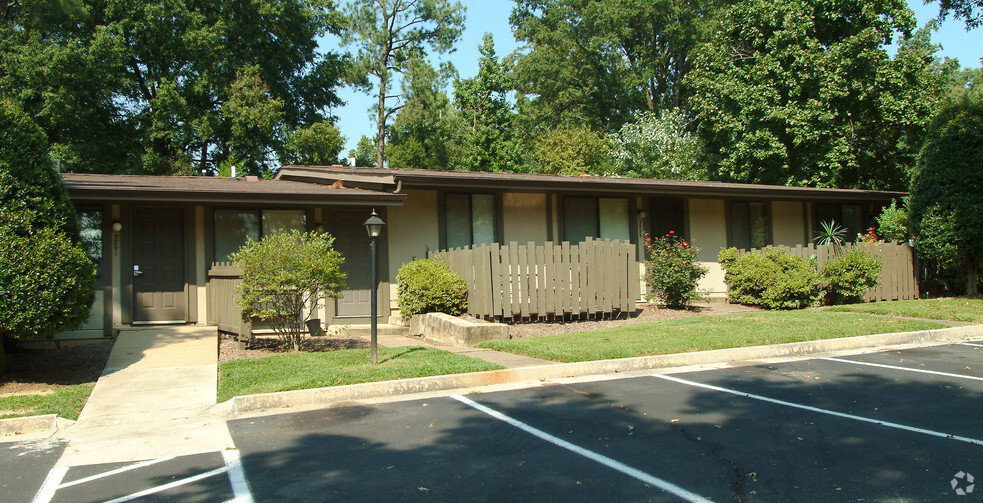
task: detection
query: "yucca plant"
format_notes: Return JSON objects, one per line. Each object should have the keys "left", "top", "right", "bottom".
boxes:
{"left": 814, "top": 220, "right": 848, "bottom": 252}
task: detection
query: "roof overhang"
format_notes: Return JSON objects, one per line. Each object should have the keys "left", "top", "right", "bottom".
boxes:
{"left": 61, "top": 173, "right": 407, "bottom": 206}
{"left": 277, "top": 166, "right": 905, "bottom": 203}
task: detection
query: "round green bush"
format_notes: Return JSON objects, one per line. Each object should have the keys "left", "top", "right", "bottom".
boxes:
{"left": 719, "top": 247, "right": 823, "bottom": 310}
{"left": 396, "top": 258, "right": 468, "bottom": 319}
{"left": 821, "top": 249, "right": 882, "bottom": 305}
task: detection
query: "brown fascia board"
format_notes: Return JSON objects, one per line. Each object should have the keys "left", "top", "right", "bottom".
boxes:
{"left": 280, "top": 166, "right": 906, "bottom": 202}
{"left": 61, "top": 173, "right": 406, "bottom": 206}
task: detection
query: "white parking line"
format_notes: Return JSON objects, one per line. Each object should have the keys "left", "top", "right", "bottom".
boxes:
{"left": 57, "top": 456, "right": 175, "bottom": 489}
{"left": 222, "top": 449, "right": 254, "bottom": 503}
{"left": 30, "top": 467, "right": 67, "bottom": 503}
{"left": 961, "top": 343, "right": 983, "bottom": 348}
{"left": 451, "top": 394, "right": 713, "bottom": 503}
{"left": 652, "top": 374, "right": 983, "bottom": 446}
{"left": 104, "top": 466, "right": 229, "bottom": 503}
{"left": 820, "top": 357, "right": 983, "bottom": 382}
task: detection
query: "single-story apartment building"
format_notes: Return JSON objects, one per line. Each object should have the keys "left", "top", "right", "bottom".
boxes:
{"left": 59, "top": 166, "right": 903, "bottom": 339}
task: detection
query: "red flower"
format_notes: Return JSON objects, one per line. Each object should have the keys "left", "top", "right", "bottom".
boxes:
{"left": 682, "top": 241, "right": 688, "bottom": 246}
{"left": 669, "top": 230, "right": 675, "bottom": 234}
{"left": 645, "top": 237, "right": 651, "bottom": 242}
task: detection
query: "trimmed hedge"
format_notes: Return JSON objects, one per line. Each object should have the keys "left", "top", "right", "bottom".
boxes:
{"left": 396, "top": 258, "right": 468, "bottom": 319}
{"left": 821, "top": 249, "right": 882, "bottom": 305}
{"left": 719, "top": 247, "right": 823, "bottom": 309}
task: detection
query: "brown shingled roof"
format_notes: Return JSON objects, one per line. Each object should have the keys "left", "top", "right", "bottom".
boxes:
{"left": 278, "top": 165, "right": 905, "bottom": 202}
{"left": 61, "top": 173, "right": 406, "bottom": 206}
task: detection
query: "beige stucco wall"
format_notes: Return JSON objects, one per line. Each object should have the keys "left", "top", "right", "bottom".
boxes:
{"left": 772, "top": 201, "right": 806, "bottom": 246}
{"left": 502, "top": 193, "right": 548, "bottom": 244}
{"left": 386, "top": 190, "right": 440, "bottom": 315}
{"left": 688, "top": 198, "right": 728, "bottom": 296}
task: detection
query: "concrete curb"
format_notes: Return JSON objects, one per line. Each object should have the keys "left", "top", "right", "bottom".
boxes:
{"left": 231, "top": 324, "right": 983, "bottom": 415}
{"left": 0, "top": 414, "right": 61, "bottom": 437}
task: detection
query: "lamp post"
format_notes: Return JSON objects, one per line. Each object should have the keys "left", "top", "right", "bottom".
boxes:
{"left": 364, "top": 209, "right": 385, "bottom": 365}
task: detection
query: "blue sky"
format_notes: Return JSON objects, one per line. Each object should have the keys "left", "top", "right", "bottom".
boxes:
{"left": 326, "top": 0, "right": 983, "bottom": 157}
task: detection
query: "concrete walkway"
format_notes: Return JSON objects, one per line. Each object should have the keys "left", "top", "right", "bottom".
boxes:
{"left": 55, "top": 326, "right": 235, "bottom": 466}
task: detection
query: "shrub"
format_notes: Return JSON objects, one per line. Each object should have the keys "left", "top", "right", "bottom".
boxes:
{"left": 0, "top": 99, "right": 95, "bottom": 375}
{"left": 644, "top": 231, "right": 708, "bottom": 309}
{"left": 718, "top": 247, "right": 823, "bottom": 309}
{"left": 232, "top": 230, "right": 346, "bottom": 351}
{"left": 821, "top": 249, "right": 882, "bottom": 305}
{"left": 876, "top": 199, "right": 909, "bottom": 243}
{"left": 396, "top": 258, "right": 468, "bottom": 319}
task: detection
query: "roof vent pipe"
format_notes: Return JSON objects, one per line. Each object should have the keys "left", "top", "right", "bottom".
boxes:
{"left": 231, "top": 165, "right": 236, "bottom": 178}
{"left": 350, "top": 157, "right": 356, "bottom": 167}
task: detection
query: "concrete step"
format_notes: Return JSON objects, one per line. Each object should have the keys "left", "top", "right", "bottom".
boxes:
{"left": 337, "top": 324, "right": 409, "bottom": 338}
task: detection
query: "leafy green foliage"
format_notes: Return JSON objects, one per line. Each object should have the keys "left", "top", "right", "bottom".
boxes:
{"left": 531, "top": 126, "right": 610, "bottom": 175}
{"left": 875, "top": 200, "right": 910, "bottom": 243}
{"left": 453, "top": 33, "right": 523, "bottom": 172}
{"left": 232, "top": 230, "right": 346, "bottom": 351}
{"left": 607, "top": 110, "right": 705, "bottom": 180}
{"left": 0, "top": 100, "right": 95, "bottom": 344}
{"left": 688, "top": 0, "right": 944, "bottom": 190}
{"left": 350, "top": 135, "right": 378, "bottom": 167}
{"left": 342, "top": 0, "right": 465, "bottom": 168}
{"left": 282, "top": 121, "right": 346, "bottom": 166}
{"left": 813, "top": 220, "right": 847, "bottom": 249}
{"left": 909, "top": 97, "right": 983, "bottom": 295}
{"left": 718, "top": 247, "right": 823, "bottom": 310}
{"left": 386, "top": 58, "right": 460, "bottom": 170}
{"left": 2, "top": 0, "right": 348, "bottom": 175}
{"left": 509, "top": 0, "right": 711, "bottom": 132}
{"left": 396, "top": 258, "right": 468, "bottom": 319}
{"left": 644, "top": 232, "right": 708, "bottom": 309}
{"left": 821, "top": 249, "right": 882, "bottom": 305}
{"left": 936, "top": 0, "right": 983, "bottom": 29}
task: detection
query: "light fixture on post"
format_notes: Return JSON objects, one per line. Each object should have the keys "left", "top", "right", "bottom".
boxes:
{"left": 363, "top": 209, "right": 385, "bottom": 365}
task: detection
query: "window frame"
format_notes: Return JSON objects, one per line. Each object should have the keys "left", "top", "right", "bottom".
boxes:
{"left": 726, "top": 200, "right": 773, "bottom": 250}
{"left": 442, "top": 192, "right": 499, "bottom": 249}
{"left": 213, "top": 208, "right": 308, "bottom": 262}
{"left": 561, "top": 196, "right": 633, "bottom": 244}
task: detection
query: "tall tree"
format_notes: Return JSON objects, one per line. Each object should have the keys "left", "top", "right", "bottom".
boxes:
{"left": 936, "top": 0, "right": 983, "bottom": 29}
{"left": 909, "top": 97, "right": 983, "bottom": 295}
{"left": 453, "top": 33, "right": 521, "bottom": 172}
{"left": 341, "top": 0, "right": 465, "bottom": 169}
{"left": 1, "top": 0, "right": 349, "bottom": 175}
{"left": 387, "top": 58, "right": 459, "bottom": 170}
{"left": 688, "top": 0, "right": 946, "bottom": 190}
{"left": 509, "top": 0, "right": 713, "bottom": 132}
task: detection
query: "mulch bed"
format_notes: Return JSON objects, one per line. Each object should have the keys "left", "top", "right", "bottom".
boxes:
{"left": 0, "top": 341, "right": 113, "bottom": 397}
{"left": 217, "top": 334, "right": 369, "bottom": 364}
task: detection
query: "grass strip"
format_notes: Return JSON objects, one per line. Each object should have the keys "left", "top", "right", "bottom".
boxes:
{"left": 218, "top": 346, "right": 503, "bottom": 402}
{"left": 477, "top": 311, "right": 946, "bottom": 363}
{"left": 0, "top": 385, "right": 94, "bottom": 420}
{"left": 826, "top": 298, "right": 983, "bottom": 323}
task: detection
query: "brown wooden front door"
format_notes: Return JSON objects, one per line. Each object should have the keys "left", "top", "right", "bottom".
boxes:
{"left": 132, "top": 207, "right": 187, "bottom": 323}
{"left": 331, "top": 210, "right": 374, "bottom": 317}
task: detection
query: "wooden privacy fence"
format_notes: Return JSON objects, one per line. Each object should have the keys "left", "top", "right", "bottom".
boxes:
{"left": 206, "top": 262, "right": 251, "bottom": 338}
{"left": 736, "top": 242, "right": 918, "bottom": 302}
{"left": 431, "top": 239, "right": 640, "bottom": 321}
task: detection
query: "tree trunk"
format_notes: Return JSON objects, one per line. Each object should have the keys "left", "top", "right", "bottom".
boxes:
{"left": 377, "top": 78, "right": 387, "bottom": 169}
{"left": 967, "top": 251, "right": 979, "bottom": 296}
{"left": 0, "top": 335, "right": 7, "bottom": 375}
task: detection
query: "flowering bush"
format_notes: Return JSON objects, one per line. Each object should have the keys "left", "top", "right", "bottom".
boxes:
{"left": 644, "top": 231, "right": 708, "bottom": 309}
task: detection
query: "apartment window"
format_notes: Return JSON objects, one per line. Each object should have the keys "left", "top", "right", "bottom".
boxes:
{"left": 445, "top": 193, "right": 496, "bottom": 249}
{"left": 563, "top": 197, "right": 631, "bottom": 243}
{"left": 814, "top": 203, "right": 866, "bottom": 241}
{"left": 729, "top": 201, "right": 770, "bottom": 249}
{"left": 650, "top": 198, "right": 686, "bottom": 238}
{"left": 78, "top": 209, "right": 103, "bottom": 279}
{"left": 214, "top": 209, "right": 306, "bottom": 261}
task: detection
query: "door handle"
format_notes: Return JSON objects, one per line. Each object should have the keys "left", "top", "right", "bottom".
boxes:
{"left": 133, "top": 265, "right": 143, "bottom": 277}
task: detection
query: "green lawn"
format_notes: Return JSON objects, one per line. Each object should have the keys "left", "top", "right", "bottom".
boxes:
{"left": 827, "top": 298, "right": 983, "bottom": 323}
{"left": 0, "top": 385, "right": 94, "bottom": 420}
{"left": 218, "top": 346, "right": 503, "bottom": 401}
{"left": 477, "top": 311, "right": 946, "bottom": 363}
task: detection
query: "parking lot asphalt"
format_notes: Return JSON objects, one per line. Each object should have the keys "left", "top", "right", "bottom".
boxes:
{"left": 228, "top": 341, "right": 983, "bottom": 502}
{"left": 14, "top": 340, "right": 983, "bottom": 502}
